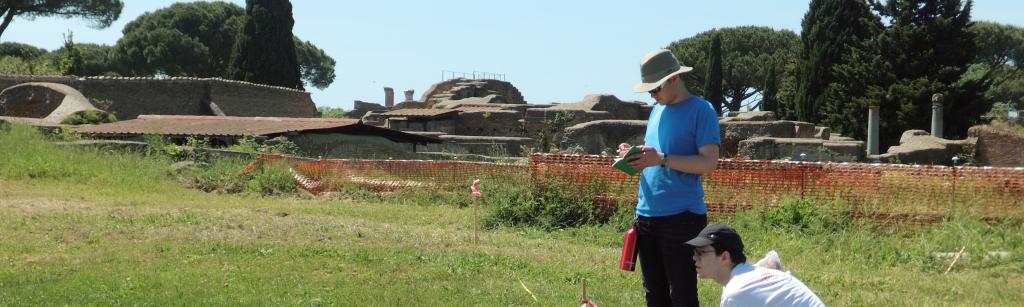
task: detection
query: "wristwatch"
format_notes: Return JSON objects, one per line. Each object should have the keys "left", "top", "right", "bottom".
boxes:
{"left": 659, "top": 152, "right": 668, "bottom": 167}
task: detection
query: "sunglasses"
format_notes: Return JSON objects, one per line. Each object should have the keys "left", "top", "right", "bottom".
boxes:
{"left": 648, "top": 84, "right": 664, "bottom": 95}
{"left": 693, "top": 247, "right": 716, "bottom": 257}
{"left": 648, "top": 75, "right": 676, "bottom": 95}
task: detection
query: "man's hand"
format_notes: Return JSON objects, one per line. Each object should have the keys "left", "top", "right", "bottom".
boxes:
{"left": 616, "top": 143, "right": 632, "bottom": 158}
{"left": 626, "top": 146, "right": 660, "bottom": 169}
{"left": 626, "top": 144, "right": 720, "bottom": 174}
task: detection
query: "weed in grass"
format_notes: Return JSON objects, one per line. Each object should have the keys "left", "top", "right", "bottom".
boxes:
{"left": 174, "top": 158, "right": 249, "bottom": 194}
{"left": 240, "top": 161, "right": 298, "bottom": 196}
{"left": 382, "top": 187, "right": 472, "bottom": 208}
{"left": 0, "top": 123, "right": 174, "bottom": 192}
{"left": 482, "top": 176, "right": 614, "bottom": 230}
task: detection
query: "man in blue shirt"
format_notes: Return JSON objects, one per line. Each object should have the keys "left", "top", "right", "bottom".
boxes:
{"left": 622, "top": 49, "right": 721, "bottom": 306}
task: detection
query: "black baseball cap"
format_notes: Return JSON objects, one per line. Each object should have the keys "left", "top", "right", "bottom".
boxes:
{"left": 685, "top": 224, "right": 744, "bottom": 254}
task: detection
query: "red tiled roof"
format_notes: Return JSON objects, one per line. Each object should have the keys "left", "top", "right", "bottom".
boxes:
{"left": 73, "top": 115, "right": 362, "bottom": 137}
{"left": 380, "top": 108, "right": 459, "bottom": 118}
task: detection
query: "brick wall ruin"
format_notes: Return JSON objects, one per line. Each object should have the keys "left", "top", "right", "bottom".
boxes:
{"left": 0, "top": 75, "right": 318, "bottom": 120}
{"left": 969, "top": 125, "right": 1024, "bottom": 166}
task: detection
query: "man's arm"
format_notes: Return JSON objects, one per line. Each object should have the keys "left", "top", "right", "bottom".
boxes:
{"left": 628, "top": 143, "right": 719, "bottom": 174}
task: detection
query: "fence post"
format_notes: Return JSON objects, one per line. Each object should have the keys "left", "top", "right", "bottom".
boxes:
{"left": 799, "top": 153, "right": 807, "bottom": 199}
{"left": 951, "top": 156, "right": 960, "bottom": 214}
{"left": 932, "top": 93, "right": 944, "bottom": 139}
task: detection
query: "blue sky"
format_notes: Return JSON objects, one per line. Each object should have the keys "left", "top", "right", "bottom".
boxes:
{"left": 3, "top": 1, "right": 1022, "bottom": 110}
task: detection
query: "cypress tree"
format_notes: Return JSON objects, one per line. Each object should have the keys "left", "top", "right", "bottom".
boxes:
{"left": 793, "top": 0, "right": 880, "bottom": 123}
{"left": 876, "top": 0, "right": 982, "bottom": 146}
{"left": 830, "top": 0, "right": 984, "bottom": 150}
{"left": 227, "top": 0, "right": 303, "bottom": 90}
{"left": 703, "top": 33, "right": 724, "bottom": 116}
{"left": 59, "top": 31, "right": 86, "bottom": 76}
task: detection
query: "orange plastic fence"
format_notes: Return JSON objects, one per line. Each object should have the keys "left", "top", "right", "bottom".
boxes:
{"left": 532, "top": 154, "right": 1024, "bottom": 224}
{"left": 244, "top": 153, "right": 1024, "bottom": 224}
{"left": 241, "top": 154, "right": 528, "bottom": 194}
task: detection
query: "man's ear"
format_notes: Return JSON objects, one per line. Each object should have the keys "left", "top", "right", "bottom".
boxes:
{"left": 719, "top": 250, "right": 732, "bottom": 263}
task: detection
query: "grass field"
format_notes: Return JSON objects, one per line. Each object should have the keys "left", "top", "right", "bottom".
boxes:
{"left": 1, "top": 123, "right": 1023, "bottom": 306}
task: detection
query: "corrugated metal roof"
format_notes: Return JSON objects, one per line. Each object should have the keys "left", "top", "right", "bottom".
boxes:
{"left": 72, "top": 115, "right": 442, "bottom": 144}
{"left": 455, "top": 107, "right": 511, "bottom": 113}
{"left": 73, "top": 115, "right": 360, "bottom": 137}
{"left": 380, "top": 108, "right": 459, "bottom": 118}
{"left": 0, "top": 116, "right": 65, "bottom": 128}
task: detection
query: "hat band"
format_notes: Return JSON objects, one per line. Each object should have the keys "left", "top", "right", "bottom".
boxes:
{"left": 642, "top": 66, "right": 680, "bottom": 83}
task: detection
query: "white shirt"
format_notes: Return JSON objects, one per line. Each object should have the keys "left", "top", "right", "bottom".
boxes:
{"left": 721, "top": 262, "right": 825, "bottom": 307}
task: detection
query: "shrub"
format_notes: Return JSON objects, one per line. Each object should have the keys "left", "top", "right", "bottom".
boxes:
{"left": 230, "top": 135, "right": 302, "bottom": 155}
{"left": 241, "top": 161, "right": 297, "bottom": 196}
{"left": 481, "top": 176, "right": 542, "bottom": 228}
{"left": 48, "top": 126, "right": 83, "bottom": 142}
{"left": 174, "top": 157, "right": 297, "bottom": 196}
{"left": 483, "top": 177, "right": 610, "bottom": 230}
{"left": 174, "top": 159, "right": 248, "bottom": 194}
{"left": 60, "top": 110, "right": 117, "bottom": 125}
{"left": 744, "top": 197, "right": 852, "bottom": 234}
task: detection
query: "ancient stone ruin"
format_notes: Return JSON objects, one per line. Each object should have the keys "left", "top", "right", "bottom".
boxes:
{"left": 356, "top": 78, "right": 874, "bottom": 161}
{"left": 0, "top": 75, "right": 318, "bottom": 121}
{"left": 4, "top": 73, "right": 1017, "bottom": 166}
{"left": 0, "top": 82, "right": 110, "bottom": 124}
{"left": 357, "top": 78, "right": 1023, "bottom": 166}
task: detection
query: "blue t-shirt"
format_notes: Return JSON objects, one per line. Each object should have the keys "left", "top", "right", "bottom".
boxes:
{"left": 636, "top": 96, "right": 721, "bottom": 217}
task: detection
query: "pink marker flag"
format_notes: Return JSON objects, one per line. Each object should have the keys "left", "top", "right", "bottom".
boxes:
{"left": 471, "top": 179, "right": 482, "bottom": 198}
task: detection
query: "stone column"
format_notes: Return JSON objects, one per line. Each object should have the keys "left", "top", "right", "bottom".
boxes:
{"left": 384, "top": 87, "right": 394, "bottom": 108}
{"left": 404, "top": 89, "right": 414, "bottom": 102}
{"left": 931, "top": 93, "right": 944, "bottom": 139}
{"left": 868, "top": 105, "right": 880, "bottom": 156}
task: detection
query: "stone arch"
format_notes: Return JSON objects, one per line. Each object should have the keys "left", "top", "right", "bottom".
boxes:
{"left": 0, "top": 82, "right": 105, "bottom": 124}
{"left": 420, "top": 78, "right": 526, "bottom": 107}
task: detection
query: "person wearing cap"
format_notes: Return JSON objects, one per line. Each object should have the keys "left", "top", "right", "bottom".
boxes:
{"left": 622, "top": 49, "right": 721, "bottom": 306}
{"left": 687, "top": 224, "right": 825, "bottom": 307}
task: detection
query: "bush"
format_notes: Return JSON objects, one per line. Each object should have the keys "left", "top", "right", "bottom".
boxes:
{"left": 737, "top": 197, "right": 853, "bottom": 234}
{"left": 174, "top": 159, "right": 248, "bottom": 194}
{"left": 242, "top": 161, "right": 297, "bottom": 196}
{"left": 482, "top": 177, "right": 542, "bottom": 228}
{"left": 60, "top": 110, "right": 117, "bottom": 125}
{"left": 229, "top": 135, "right": 302, "bottom": 155}
{"left": 176, "top": 158, "right": 296, "bottom": 196}
{"left": 535, "top": 182, "right": 600, "bottom": 229}
{"left": 483, "top": 177, "right": 611, "bottom": 230}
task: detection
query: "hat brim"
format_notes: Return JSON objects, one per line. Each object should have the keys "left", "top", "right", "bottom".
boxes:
{"left": 632, "top": 66, "right": 693, "bottom": 93}
{"left": 684, "top": 236, "right": 713, "bottom": 247}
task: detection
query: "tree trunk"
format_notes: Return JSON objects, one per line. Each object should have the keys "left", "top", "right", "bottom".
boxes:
{"left": 0, "top": 8, "right": 16, "bottom": 40}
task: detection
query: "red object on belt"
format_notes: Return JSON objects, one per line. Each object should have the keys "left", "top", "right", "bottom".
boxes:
{"left": 619, "top": 225, "right": 639, "bottom": 271}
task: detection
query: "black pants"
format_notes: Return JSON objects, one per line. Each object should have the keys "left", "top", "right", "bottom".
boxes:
{"left": 636, "top": 211, "right": 707, "bottom": 307}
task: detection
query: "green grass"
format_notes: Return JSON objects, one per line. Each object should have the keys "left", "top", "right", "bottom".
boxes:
{"left": 1, "top": 123, "right": 1022, "bottom": 305}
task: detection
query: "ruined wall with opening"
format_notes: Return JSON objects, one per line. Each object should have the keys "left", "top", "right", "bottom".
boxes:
{"left": 0, "top": 75, "right": 317, "bottom": 119}
{"left": 0, "top": 83, "right": 67, "bottom": 118}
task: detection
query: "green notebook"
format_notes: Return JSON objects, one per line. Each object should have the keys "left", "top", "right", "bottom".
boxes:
{"left": 612, "top": 146, "right": 644, "bottom": 176}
